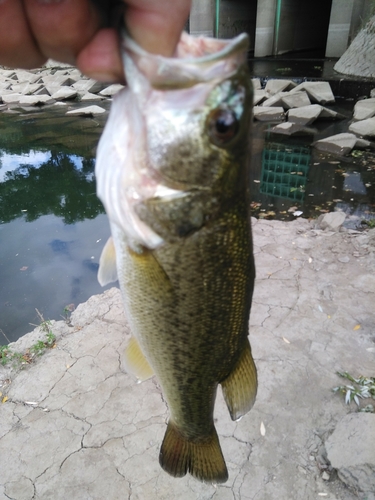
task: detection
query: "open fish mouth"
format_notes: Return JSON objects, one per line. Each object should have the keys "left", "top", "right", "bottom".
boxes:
{"left": 122, "top": 30, "right": 249, "bottom": 89}
{"left": 96, "top": 31, "right": 251, "bottom": 251}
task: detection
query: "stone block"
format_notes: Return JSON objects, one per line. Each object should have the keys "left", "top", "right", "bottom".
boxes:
{"left": 0, "top": 70, "right": 16, "bottom": 80}
{"left": 66, "top": 105, "right": 106, "bottom": 116}
{"left": 33, "top": 86, "right": 51, "bottom": 96}
{"left": 81, "top": 92, "right": 104, "bottom": 101}
{"left": 355, "top": 137, "right": 374, "bottom": 149}
{"left": 99, "top": 84, "right": 125, "bottom": 97}
{"left": 0, "top": 81, "right": 12, "bottom": 91}
{"left": 10, "top": 82, "right": 44, "bottom": 95}
{"left": 291, "top": 82, "right": 335, "bottom": 105}
{"left": 264, "top": 79, "right": 296, "bottom": 95}
{"left": 281, "top": 91, "right": 311, "bottom": 109}
{"left": 253, "top": 90, "right": 267, "bottom": 106}
{"left": 353, "top": 98, "right": 375, "bottom": 121}
{"left": 326, "top": 413, "right": 375, "bottom": 495}
{"left": 72, "top": 79, "right": 107, "bottom": 95}
{"left": 314, "top": 132, "right": 357, "bottom": 155}
{"left": 66, "top": 69, "right": 83, "bottom": 81}
{"left": 319, "top": 106, "right": 346, "bottom": 120}
{"left": 252, "top": 78, "right": 262, "bottom": 90}
{"left": 262, "top": 92, "right": 288, "bottom": 107}
{"left": 41, "top": 75, "right": 75, "bottom": 87}
{"left": 253, "top": 106, "right": 285, "bottom": 122}
{"left": 18, "top": 95, "right": 55, "bottom": 105}
{"left": 269, "top": 122, "right": 315, "bottom": 136}
{"left": 288, "top": 104, "right": 322, "bottom": 125}
{"left": 1, "top": 93, "right": 23, "bottom": 104}
{"left": 51, "top": 86, "right": 78, "bottom": 101}
{"left": 317, "top": 211, "right": 346, "bottom": 231}
{"left": 349, "top": 117, "right": 375, "bottom": 138}
{"left": 15, "top": 71, "right": 41, "bottom": 84}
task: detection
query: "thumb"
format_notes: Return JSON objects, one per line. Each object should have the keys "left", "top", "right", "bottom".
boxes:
{"left": 124, "top": 0, "right": 191, "bottom": 56}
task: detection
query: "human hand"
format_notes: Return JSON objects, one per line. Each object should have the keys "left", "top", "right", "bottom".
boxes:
{"left": 0, "top": 0, "right": 191, "bottom": 82}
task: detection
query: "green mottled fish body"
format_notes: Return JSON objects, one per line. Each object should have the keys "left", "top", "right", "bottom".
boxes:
{"left": 96, "top": 31, "right": 257, "bottom": 484}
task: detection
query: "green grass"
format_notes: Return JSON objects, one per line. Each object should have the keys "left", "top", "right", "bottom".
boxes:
{"left": 363, "top": 219, "right": 375, "bottom": 228}
{"left": 333, "top": 371, "right": 375, "bottom": 413}
{"left": 0, "top": 331, "right": 56, "bottom": 367}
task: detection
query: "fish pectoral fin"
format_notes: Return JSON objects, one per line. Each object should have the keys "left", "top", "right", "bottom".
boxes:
{"left": 128, "top": 246, "right": 174, "bottom": 297}
{"left": 123, "top": 336, "right": 154, "bottom": 381}
{"left": 98, "top": 236, "right": 118, "bottom": 286}
{"left": 221, "top": 337, "right": 258, "bottom": 421}
{"left": 159, "top": 421, "right": 228, "bottom": 484}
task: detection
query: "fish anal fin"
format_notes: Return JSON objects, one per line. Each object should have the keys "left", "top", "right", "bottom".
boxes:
{"left": 221, "top": 337, "right": 258, "bottom": 421}
{"left": 159, "top": 421, "right": 228, "bottom": 484}
{"left": 123, "top": 336, "right": 154, "bottom": 381}
{"left": 98, "top": 236, "right": 118, "bottom": 286}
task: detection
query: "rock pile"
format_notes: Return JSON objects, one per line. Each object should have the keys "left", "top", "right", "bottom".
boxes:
{"left": 2, "top": 64, "right": 375, "bottom": 156}
{"left": 252, "top": 78, "right": 341, "bottom": 124}
{"left": 0, "top": 64, "right": 124, "bottom": 116}
{"left": 252, "top": 77, "right": 375, "bottom": 156}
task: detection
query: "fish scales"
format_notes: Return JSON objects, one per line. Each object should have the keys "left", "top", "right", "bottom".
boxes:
{"left": 96, "top": 30, "right": 257, "bottom": 484}
{"left": 117, "top": 200, "right": 254, "bottom": 424}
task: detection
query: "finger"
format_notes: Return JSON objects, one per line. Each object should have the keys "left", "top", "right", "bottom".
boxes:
{"left": 23, "top": 0, "right": 103, "bottom": 65}
{"left": 0, "top": 0, "right": 45, "bottom": 68}
{"left": 76, "top": 28, "right": 125, "bottom": 83}
{"left": 125, "top": 0, "right": 191, "bottom": 56}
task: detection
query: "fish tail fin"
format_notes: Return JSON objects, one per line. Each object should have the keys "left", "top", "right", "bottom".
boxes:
{"left": 221, "top": 337, "right": 257, "bottom": 421}
{"left": 159, "top": 421, "right": 228, "bottom": 484}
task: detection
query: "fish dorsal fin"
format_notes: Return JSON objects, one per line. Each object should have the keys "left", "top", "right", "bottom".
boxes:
{"left": 220, "top": 337, "right": 258, "bottom": 421}
{"left": 123, "top": 336, "right": 154, "bottom": 381}
{"left": 98, "top": 236, "right": 118, "bottom": 286}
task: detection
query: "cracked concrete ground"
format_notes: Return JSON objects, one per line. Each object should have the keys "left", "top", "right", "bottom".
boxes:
{"left": 0, "top": 218, "right": 374, "bottom": 500}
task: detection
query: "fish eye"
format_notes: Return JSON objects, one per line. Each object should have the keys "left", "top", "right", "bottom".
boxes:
{"left": 207, "top": 109, "right": 239, "bottom": 146}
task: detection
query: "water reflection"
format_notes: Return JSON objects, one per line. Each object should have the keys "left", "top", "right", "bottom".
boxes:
{"left": 250, "top": 122, "right": 375, "bottom": 224}
{"left": 0, "top": 214, "right": 111, "bottom": 343}
{"left": 49, "top": 239, "right": 73, "bottom": 255}
{"left": 0, "top": 151, "right": 104, "bottom": 225}
{"left": 0, "top": 150, "right": 51, "bottom": 181}
{"left": 0, "top": 106, "right": 112, "bottom": 343}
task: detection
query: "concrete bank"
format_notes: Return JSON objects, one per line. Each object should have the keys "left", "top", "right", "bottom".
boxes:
{"left": 0, "top": 218, "right": 374, "bottom": 500}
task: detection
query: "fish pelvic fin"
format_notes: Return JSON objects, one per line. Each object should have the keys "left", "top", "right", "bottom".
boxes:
{"left": 123, "top": 336, "right": 154, "bottom": 381}
{"left": 221, "top": 337, "right": 258, "bottom": 421}
{"left": 159, "top": 421, "right": 228, "bottom": 484}
{"left": 98, "top": 236, "right": 118, "bottom": 286}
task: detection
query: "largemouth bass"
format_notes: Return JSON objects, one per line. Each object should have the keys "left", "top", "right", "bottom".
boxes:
{"left": 96, "top": 31, "right": 257, "bottom": 484}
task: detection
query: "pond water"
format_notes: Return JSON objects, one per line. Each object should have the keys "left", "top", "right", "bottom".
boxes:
{"left": 0, "top": 99, "right": 374, "bottom": 343}
{"left": 0, "top": 103, "right": 113, "bottom": 343}
{"left": 249, "top": 98, "right": 375, "bottom": 225}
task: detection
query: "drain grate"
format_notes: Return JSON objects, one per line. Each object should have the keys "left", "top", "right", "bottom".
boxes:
{"left": 260, "top": 143, "right": 311, "bottom": 201}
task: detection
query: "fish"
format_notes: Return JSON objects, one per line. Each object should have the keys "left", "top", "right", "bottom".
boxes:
{"left": 95, "top": 30, "right": 257, "bottom": 484}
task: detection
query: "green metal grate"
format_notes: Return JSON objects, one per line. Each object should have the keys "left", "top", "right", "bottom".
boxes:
{"left": 260, "top": 143, "right": 311, "bottom": 201}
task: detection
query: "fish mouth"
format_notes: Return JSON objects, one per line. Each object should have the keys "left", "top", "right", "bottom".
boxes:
{"left": 122, "top": 31, "right": 249, "bottom": 89}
